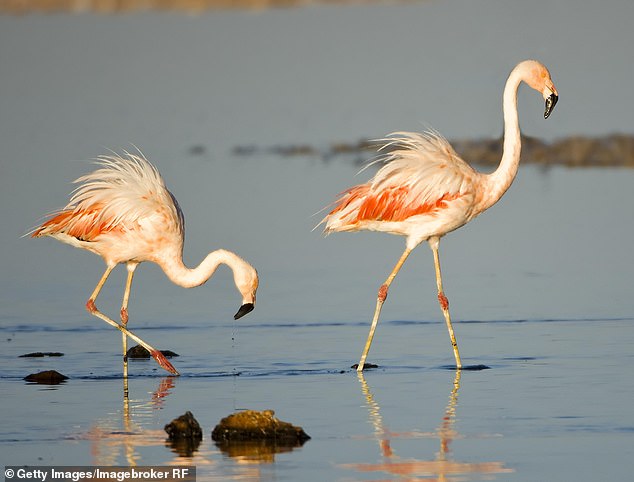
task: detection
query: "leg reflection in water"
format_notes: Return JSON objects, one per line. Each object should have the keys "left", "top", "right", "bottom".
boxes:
{"left": 80, "top": 377, "right": 178, "bottom": 465}
{"left": 344, "top": 371, "right": 513, "bottom": 480}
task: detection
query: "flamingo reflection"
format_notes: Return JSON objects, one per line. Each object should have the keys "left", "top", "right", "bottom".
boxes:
{"left": 80, "top": 377, "right": 276, "bottom": 480}
{"left": 80, "top": 377, "right": 179, "bottom": 465}
{"left": 344, "top": 371, "right": 513, "bottom": 481}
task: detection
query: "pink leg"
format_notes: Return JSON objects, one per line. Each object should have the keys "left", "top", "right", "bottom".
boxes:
{"left": 357, "top": 247, "right": 413, "bottom": 372}
{"left": 430, "top": 240, "right": 462, "bottom": 369}
{"left": 119, "top": 264, "right": 137, "bottom": 378}
{"left": 86, "top": 266, "right": 179, "bottom": 376}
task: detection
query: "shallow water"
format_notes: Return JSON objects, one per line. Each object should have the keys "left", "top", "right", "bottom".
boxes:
{"left": 3, "top": 317, "right": 634, "bottom": 481}
{"left": 2, "top": 0, "right": 634, "bottom": 480}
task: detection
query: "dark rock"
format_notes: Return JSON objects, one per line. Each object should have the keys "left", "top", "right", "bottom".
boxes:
{"left": 211, "top": 409, "right": 310, "bottom": 444}
{"left": 351, "top": 363, "right": 379, "bottom": 370}
{"left": 24, "top": 370, "right": 68, "bottom": 384}
{"left": 127, "top": 345, "right": 179, "bottom": 359}
{"left": 165, "top": 411, "right": 203, "bottom": 440}
{"left": 19, "top": 352, "right": 64, "bottom": 358}
{"left": 127, "top": 345, "right": 151, "bottom": 358}
{"left": 159, "top": 350, "right": 179, "bottom": 357}
{"left": 164, "top": 411, "right": 203, "bottom": 457}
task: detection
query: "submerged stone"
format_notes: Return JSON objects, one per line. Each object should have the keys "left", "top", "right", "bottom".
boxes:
{"left": 440, "top": 364, "right": 491, "bottom": 371}
{"left": 164, "top": 411, "right": 203, "bottom": 440}
{"left": 164, "top": 411, "right": 203, "bottom": 457}
{"left": 19, "top": 352, "right": 64, "bottom": 357}
{"left": 211, "top": 409, "right": 310, "bottom": 444}
{"left": 24, "top": 370, "right": 68, "bottom": 384}
{"left": 127, "top": 345, "right": 179, "bottom": 359}
{"left": 351, "top": 363, "right": 379, "bottom": 370}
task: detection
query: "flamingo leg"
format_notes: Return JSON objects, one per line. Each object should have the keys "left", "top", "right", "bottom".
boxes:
{"left": 86, "top": 266, "right": 179, "bottom": 376}
{"left": 88, "top": 264, "right": 115, "bottom": 304}
{"left": 120, "top": 263, "right": 138, "bottom": 379}
{"left": 430, "top": 240, "right": 462, "bottom": 369}
{"left": 357, "top": 246, "right": 413, "bottom": 372}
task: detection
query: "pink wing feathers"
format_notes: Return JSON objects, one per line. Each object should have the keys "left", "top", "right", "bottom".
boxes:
{"left": 323, "top": 131, "right": 477, "bottom": 232}
{"left": 32, "top": 152, "right": 183, "bottom": 242}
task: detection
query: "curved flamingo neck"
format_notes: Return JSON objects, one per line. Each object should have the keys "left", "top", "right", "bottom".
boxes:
{"left": 158, "top": 249, "right": 243, "bottom": 289}
{"left": 482, "top": 66, "right": 525, "bottom": 210}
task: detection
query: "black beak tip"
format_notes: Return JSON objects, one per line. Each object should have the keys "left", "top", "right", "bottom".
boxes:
{"left": 234, "top": 303, "right": 255, "bottom": 320}
{"left": 544, "top": 93, "right": 558, "bottom": 119}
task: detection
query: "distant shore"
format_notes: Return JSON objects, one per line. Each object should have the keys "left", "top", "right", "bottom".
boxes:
{"left": 232, "top": 134, "right": 634, "bottom": 168}
{"left": 1, "top": 0, "right": 378, "bottom": 14}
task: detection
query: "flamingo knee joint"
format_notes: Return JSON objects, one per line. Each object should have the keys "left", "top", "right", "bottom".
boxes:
{"left": 438, "top": 292, "right": 449, "bottom": 311}
{"left": 378, "top": 284, "right": 389, "bottom": 302}
{"left": 86, "top": 299, "right": 97, "bottom": 314}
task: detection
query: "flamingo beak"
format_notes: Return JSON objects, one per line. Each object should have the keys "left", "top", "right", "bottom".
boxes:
{"left": 544, "top": 93, "right": 558, "bottom": 119}
{"left": 234, "top": 303, "right": 254, "bottom": 320}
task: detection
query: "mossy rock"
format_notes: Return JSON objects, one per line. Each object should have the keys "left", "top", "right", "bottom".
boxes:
{"left": 211, "top": 410, "right": 310, "bottom": 444}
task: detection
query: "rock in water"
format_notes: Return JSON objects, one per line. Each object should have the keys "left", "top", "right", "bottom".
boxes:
{"left": 127, "top": 345, "right": 179, "bottom": 359}
{"left": 19, "top": 352, "right": 64, "bottom": 358}
{"left": 127, "top": 345, "right": 151, "bottom": 358}
{"left": 211, "top": 410, "right": 310, "bottom": 444}
{"left": 351, "top": 362, "right": 378, "bottom": 370}
{"left": 164, "top": 411, "right": 203, "bottom": 457}
{"left": 24, "top": 370, "right": 68, "bottom": 384}
{"left": 165, "top": 411, "right": 203, "bottom": 440}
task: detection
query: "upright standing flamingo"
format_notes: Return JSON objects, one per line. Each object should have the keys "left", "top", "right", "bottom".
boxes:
{"left": 321, "top": 60, "right": 558, "bottom": 371}
{"left": 32, "top": 151, "right": 259, "bottom": 376}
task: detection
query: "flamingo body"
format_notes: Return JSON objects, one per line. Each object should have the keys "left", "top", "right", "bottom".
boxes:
{"left": 325, "top": 132, "right": 482, "bottom": 248}
{"left": 33, "top": 152, "right": 259, "bottom": 375}
{"left": 34, "top": 155, "right": 184, "bottom": 265}
{"left": 321, "top": 60, "right": 558, "bottom": 371}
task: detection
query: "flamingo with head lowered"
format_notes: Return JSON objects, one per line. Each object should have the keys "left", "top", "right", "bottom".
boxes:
{"left": 32, "top": 152, "right": 259, "bottom": 376}
{"left": 320, "top": 59, "right": 558, "bottom": 371}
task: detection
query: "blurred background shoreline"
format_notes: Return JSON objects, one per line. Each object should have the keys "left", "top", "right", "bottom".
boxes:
{"left": 2, "top": 0, "right": 402, "bottom": 14}
{"left": 233, "top": 133, "right": 634, "bottom": 168}
{"left": 3, "top": 0, "right": 632, "bottom": 169}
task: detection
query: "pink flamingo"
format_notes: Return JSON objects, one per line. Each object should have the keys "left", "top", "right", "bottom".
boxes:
{"left": 32, "top": 152, "right": 259, "bottom": 376}
{"left": 321, "top": 60, "right": 558, "bottom": 371}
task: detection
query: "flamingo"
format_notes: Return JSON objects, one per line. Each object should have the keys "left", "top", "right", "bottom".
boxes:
{"left": 321, "top": 60, "right": 558, "bottom": 371}
{"left": 32, "top": 151, "right": 259, "bottom": 376}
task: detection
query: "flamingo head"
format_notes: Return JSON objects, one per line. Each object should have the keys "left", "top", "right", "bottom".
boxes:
{"left": 233, "top": 265, "right": 259, "bottom": 320}
{"left": 521, "top": 60, "right": 559, "bottom": 119}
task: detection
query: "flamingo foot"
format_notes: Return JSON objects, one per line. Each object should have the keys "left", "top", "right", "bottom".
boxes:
{"left": 151, "top": 350, "right": 180, "bottom": 376}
